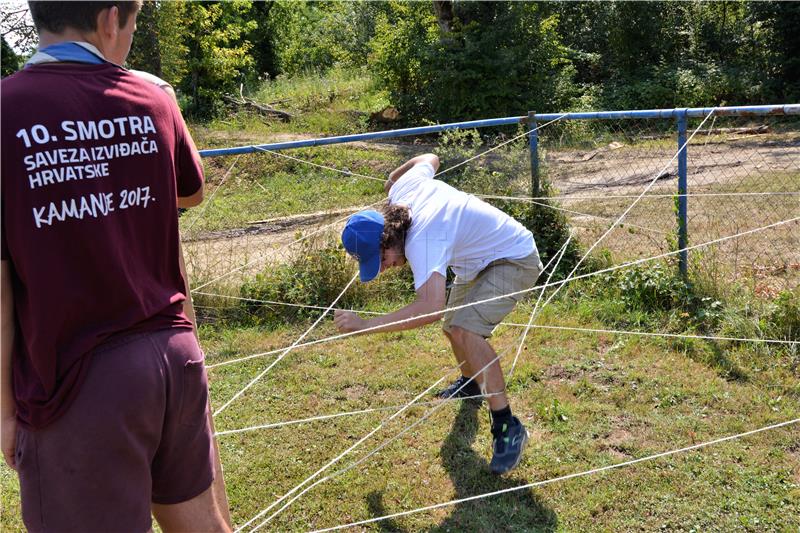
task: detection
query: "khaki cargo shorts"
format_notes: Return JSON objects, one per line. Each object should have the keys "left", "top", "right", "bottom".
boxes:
{"left": 442, "top": 251, "right": 543, "bottom": 338}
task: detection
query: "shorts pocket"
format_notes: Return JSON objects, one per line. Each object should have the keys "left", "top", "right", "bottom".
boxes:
{"left": 469, "top": 271, "right": 520, "bottom": 327}
{"left": 179, "top": 359, "right": 209, "bottom": 427}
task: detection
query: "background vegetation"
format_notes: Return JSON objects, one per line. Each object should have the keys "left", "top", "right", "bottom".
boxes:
{"left": 3, "top": 1, "right": 799, "bottom": 118}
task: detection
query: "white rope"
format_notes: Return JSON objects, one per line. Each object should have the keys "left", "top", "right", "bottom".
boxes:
{"left": 492, "top": 110, "right": 720, "bottom": 387}
{"left": 309, "top": 417, "right": 800, "bottom": 532}
{"left": 498, "top": 199, "right": 667, "bottom": 235}
{"left": 507, "top": 231, "right": 575, "bottom": 378}
{"left": 193, "top": 115, "right": 568, "bottom": 292}
{"left": 253, "top": 233, "right": 597, "bottom": 527}
{"left": 246, "top": 342, "right": 518, "bottom": 532}
{"left": 193, "top": 291, "right": 386, "bottom": 315}
{"left": 434, "top": 114, "right": 568, "bottom": 178}
{"left": 254, "top": 108, "right": 725, "bottom": 527}
{"left": 213, "top": 272, "right": 359, "bottom": 417}
{"left": 253, "top": 198, "right": 659, "bottom": 527}
{"left": 192, "top": 295, "right": 800, "bottom": 346}
{"left": 556, "top": 109, "right": 717, "bottom": 294}
{"left": 239, "top": 211, "right": 576, "bottom": 528}
{"left": 243, "top": 110, "right": 790, "bottom": 529}
{"left": 205, "top": 228, "right": 566, "bottom": 373}
{"left": 205, "top": 216, "right": 800, "bottom": 370}
{"left": 481, "top": 191, "right": 800, "bottom": 202}
{"left": 251, "top": 145, "right": 385, "bottom": 182}
{"left": 214, "top": 393, "right": 500, "bottom": 437}
{"left": 234, "top": 364, "right": 466, "bottom": 532}
{"left": 183, "top": 154, "right": 242, "bottom": 233}
{"left": 190, "top": 198, "right": 384, "bottom": 293}
{"left": 502, "top": 322, "right": 800, "bottom": 345}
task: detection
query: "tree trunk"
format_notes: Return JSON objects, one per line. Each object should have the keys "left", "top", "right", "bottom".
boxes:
{"left": 433, "top": 1, "right": 454, "bottom": 33}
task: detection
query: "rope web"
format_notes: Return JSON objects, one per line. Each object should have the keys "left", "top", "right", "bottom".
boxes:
{"left": 182, "top": 109, "right": 800, "bottom": 531}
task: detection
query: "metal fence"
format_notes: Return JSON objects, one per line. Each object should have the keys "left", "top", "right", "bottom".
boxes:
{"left": 527, "top": 106, "right": 799, "bottom": 295}
{"left": 193, "top": 104, "right": 799, "bottom": 302}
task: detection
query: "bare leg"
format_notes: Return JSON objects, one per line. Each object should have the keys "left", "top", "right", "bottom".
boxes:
{"left": 206, "top": 410, "right": 232, "bottom": 527}
{"left": 152, "top": 484, "right": 231, "bottom": 533}
{"left": 443, "top": 329, "right": 474, "bottom": 377}
{"left": 447, "top": 326, "right": 509, "bottom": 411}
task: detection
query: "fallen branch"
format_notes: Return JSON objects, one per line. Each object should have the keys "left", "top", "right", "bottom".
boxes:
{"left": 224, "top": 94, "right": 293, "bottom": 122}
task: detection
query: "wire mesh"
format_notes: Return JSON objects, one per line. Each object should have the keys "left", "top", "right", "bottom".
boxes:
{"left": 183, "top": 112, "right": 799, "bottom": 331}
{"left": 538, "top": 114, "right": 800, "bottom": 293}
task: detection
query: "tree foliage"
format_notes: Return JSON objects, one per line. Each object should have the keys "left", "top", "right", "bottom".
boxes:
{"left": 266, "top": 1, "right": 389, "bottom": 76}
{"left": 13, "top": 0, "right": 792, "bottom": 119}
{"left": 180, "top": 1, "right": 256, "bottom": 116}
{"left": 1, "top": 36, "right": 19, "bottom": 77}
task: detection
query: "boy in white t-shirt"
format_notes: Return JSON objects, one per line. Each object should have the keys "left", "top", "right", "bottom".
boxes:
{"left": 335, "top": 154, "right": 542, "bottom": 474}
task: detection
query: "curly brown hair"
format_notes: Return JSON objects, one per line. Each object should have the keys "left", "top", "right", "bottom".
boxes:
{"left": 381, "top": 204, "right": 411, "bottom": 252}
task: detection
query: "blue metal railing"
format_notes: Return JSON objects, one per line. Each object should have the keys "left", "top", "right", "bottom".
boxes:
{"left": 198, "top": 104, "right": 800, "bottom": 158}
{"left": 199, "top": 103, "right": 800, "bottom": 275}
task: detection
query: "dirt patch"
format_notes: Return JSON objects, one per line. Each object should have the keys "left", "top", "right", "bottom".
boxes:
{"left": 542, "top": 364, "right": 576, "bottom": 382}
{"left": 340, "top": 384, "right": 368, "bottom": 401}
{"left": 546, "top": 134, "right": 800, "bottom": 199}
{"left": 599, "top": 416, "right": 641, "bottom": 459}
{"left": 603, "top": 428, "right": 634, "bottom": 448}
{"left": 182, "top": 209, "right": 350, "bottom": 285}
{"left": 542, "top": 365, "right": 582, "bottom": 385}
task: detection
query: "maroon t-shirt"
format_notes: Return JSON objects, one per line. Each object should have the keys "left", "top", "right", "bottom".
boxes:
{"left": 1, "top": 63, "right": 203, "bottom": 429}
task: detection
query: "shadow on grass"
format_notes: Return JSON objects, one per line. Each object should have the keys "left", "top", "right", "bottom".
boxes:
{"left": 367, "top": 402, "right": 557, "bottom": 532}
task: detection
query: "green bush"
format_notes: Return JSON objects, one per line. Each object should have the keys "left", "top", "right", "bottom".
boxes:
{"left": 589, "top": 264, "right": 726, "bottom": 332}
{"left": 369, "top": 2, "right": 567, "bottom": 123}
{"left": 238, "top": 235, "right": 413, "bottom": 327}
{"left": 764, "top": 289, "right": 800, "bottom": 341}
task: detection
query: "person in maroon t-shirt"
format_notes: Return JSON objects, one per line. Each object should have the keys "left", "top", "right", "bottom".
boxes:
{"left": 0, "top": 2, "right": 230, "bottom": 531}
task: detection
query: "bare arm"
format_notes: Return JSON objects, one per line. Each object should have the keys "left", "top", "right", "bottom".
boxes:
{"left": 334, "top": 272, "right": 446, "bottom": 334}
{"left": 178, "top": 187, "right": 204, "bottom": 208}
{"left": 384, "top": 153, "right": 440, "bottom": 194}
{"left": 1, "top": 261, "right": 17, "bottom": 469}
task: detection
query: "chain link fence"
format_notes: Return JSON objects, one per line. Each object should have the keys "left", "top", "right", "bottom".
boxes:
{"left": 537, "top": 113, "right": 800, "bottom": 295}
{"left": 183, "top": 108, "right": 799, "bottom": 327}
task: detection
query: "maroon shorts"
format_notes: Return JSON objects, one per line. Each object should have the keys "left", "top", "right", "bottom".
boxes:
{"left": 15, "top": 329, "right": 215, "bottom": 533}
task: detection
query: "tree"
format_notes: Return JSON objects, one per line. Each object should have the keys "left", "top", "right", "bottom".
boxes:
{"left": 127, "top": 1, "right": 190, "bottom": 89}
{"left": 370, "top": 2, "right": 570, "bottom": 121}
{"left": 265, "top": 1, "right": 390, "bottom": 77}
{"left": 1, "top": 35, "right": 19, "bottom": 77}
{"left": 0, "top": 1, "right": 37, "bottom": 56}
{"left": 180, "top": 1, "right": 256, "bottom": 116}
{"left": 127, "top": 0, "right": 162, "bottom": 77}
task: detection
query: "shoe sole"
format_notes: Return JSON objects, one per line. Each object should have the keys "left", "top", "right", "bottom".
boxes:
{"left": 491, "top": 427, "right": 529, "bottom": 475}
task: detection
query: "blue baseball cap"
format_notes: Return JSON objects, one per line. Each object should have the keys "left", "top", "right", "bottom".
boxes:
{"left": 342, "top": 210, "right": 384, "bottom": 282}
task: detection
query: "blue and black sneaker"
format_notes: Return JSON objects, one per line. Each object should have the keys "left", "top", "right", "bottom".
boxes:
{"left": 436, "top": 375, "right": 484, "bottom": 406}
{"left": 490, "top": 416, "right": 529, "bottom": 474}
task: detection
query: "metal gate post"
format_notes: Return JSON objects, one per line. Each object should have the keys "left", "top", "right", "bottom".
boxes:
{"left": 677, "top": 110, "right": 689, "bottom": 277}
{"left": 528, "top": 111, "right": 539, "bottom": 197}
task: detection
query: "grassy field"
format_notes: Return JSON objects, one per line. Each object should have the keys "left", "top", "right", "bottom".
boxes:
{"left": 2, "top": 70, "right": 799, "bottom": 532}
{"left": 197, "top": 290, "right": 800, "bottom": 532}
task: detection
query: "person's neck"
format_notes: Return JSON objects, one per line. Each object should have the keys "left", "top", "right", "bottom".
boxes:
{"left": 38, "top": 29, "right": 103, "bottom": 55}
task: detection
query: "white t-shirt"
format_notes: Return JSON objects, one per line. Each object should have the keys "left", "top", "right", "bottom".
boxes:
{"left": 389, "top": 163, "right": 536, "bottom": 290}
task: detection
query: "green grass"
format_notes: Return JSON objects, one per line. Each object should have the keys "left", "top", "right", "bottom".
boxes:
{"left": 203, "top": 68, "right": 390, "bottom": 138}
{"left": 4, "top": 288, "right": 797, "bottom": 531}
{"left": 212, "top": 296, "right": 799, "bottom": 531}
